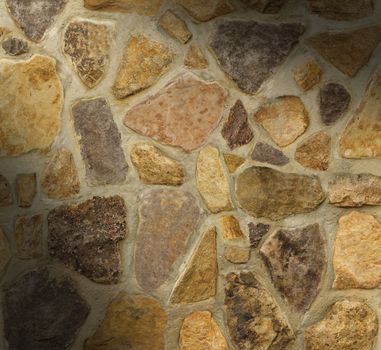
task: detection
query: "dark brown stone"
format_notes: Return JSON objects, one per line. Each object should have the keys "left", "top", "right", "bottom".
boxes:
{"left": 0, "top": 174, "right": 12, "bottom": 206}
{"left": 309, "top": 0, "right": 374, "bottom": 20}
{"left": 320, "top": 83, "right": 351, "bottom": 125}
{"left": 251, "top": 142, "right": 289, "bottom": 166}
{"left": 2, "top": 37, "right": 28, "bottom": 55}
{"left": 248, "top": 222, "right": 270, "bottom": 248}
{"left": 240, "top": 0, "right": 285, "bottom": 13}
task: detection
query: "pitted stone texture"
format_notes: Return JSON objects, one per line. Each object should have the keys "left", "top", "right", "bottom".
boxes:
{"left": 0, "top": 228, "right": 10, "bottom": 274}
{"left": 225, "top": 272, "right": 294, "bottom": 350}
{"left": 224, "top": 246, "right": 250, "bottom": 264}
{"left": 308, "top": 0, "right": 374, "bottom": 20}
{"left": 63, "top": 20, "right": 111, "bottom": 88}
{"left": 254, "top": 96, "right": 309, "bottom": 147}
{"left": 306, "top": 26, "right": 381, "bottom": 77}
{"left": 304, "top": 300, "right": 378, "bottom": 350}
{"left": 3, "top": 267, "right": 89, "bottom": 350}
{"left": 170, "top": 228, "right": 217, "bottom": 304}
{"left": 16, "top": 173, "right": 36, "bottom": 208}
{"left": 48, "top": 196, "right": 127, "bottom": 284}
{"left": 210, "top": 20, "right": 304, "bottom": 94}
{"left": 15, "top": 214, "right": 43, "bottom": 259}
{"left": 2, "top": 37, "right": 28, "bottom": 55}
{"left": 113, "top": 35, "right": 174, "bottom": 99}
{"left": 0, "top": 55, "right": 63, "bottom": 157}
{"left": 222, "top": 100, "right": 254, "bottom": 149}
{"left": 248, "top": 222, "right": 270, "bottom": 248}
{"left": 125, "top": 73, "right": 226, "bottom": 151}
{"left": 72, "top": 98, "right": 128, "bottom": 185}
{"left": 177, "top": 0, "right": 234, "bottom": 22}
{"left": 260, "top": 224, "right": 326, "bottom": 311}
{"left": 0, "top": 175, "right": 13, "bottom": 206}
{"left": 240, "top": 0, "right": 285, "bottom": 13}
{"left": 179, "top": 311, "right": 228, "bottom": 350}
{"left": 320, "top": 83, "right": 351, "bottom": 125}
{"left": 159, "top": 10, "right": 192, "bottom": 44}
{"left": 184, "top": 42, "right": 208, "bottom": 69}
{"left": 85, "top": 294, "right": 167, "bottom": 350}
{"left": 333, "top": 211, "right": 381, "bottom": 289}
{"left": 252, "top": 142, "right": 289, "bottom": 166}
{"left": 293, "top": 59, "right": 322, "bottom": 91}
{"left": 221, "top": 216, "right": 244, "bottom": 240}
{"left": 5, "top": 0, "right": 67, "bottom": 42}
{"left": 131, "top": 143, "right": 185, "bottom": 185}
{"left": 236, "top": 167, "right": 325, "bottom": 220}
{"left": 196, "top": 145, "right": 233, "bottom": 213}
{"left": 223, "top": 153, "right": 245, "bottom": 173}
{"left": 84, "top": 0, "right": 163, "bottom": 15}
{"left": 135, "top": 189, "right": 200, "bottom": 291}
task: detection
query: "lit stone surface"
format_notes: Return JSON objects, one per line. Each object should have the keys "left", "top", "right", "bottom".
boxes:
{"left": 15, "top": 214, "right": 43, "bottom": 259}
{"left": 159, "top": 10, "right": 192, "bottom": 44}
{"left": 184, "top": 42, "right": 208, "bottom": 69}
{"left": 0, "top": 175, "right": 13, "bottom": 207}
{"left": 224, "top": 245, "right": 250, "bottom": 264}
{"left": 84, "top": 0, "right": 164, "bottom": 15}
{"left": 223, "top": 153, "right": 245, "bottom": 173}
{"left": 0, "top": 228, "right": 10, "bottom": 275}
{"left": 320, "top": 83, "right": 351, "bottom": 125}
{"left": 177, "top": 0, "right": 234, "bottom": 22}
{"left": 221, "top": 216, "right": 244, "bottom": 240}
{"left": 293, "top": 59, "right": 322, "bottom": 91}
{"left": 308, "top": 0, "right": 374, "bottom": 20}
{"left": 16, "top": 173, "right": 36, "bottom": 208}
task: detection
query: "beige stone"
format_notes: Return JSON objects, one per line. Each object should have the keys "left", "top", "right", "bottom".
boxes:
{"left": 84, "top": 0, "right": 163, "bottom": 15}
{"left": 184, "top": 42, "right": 208, "bottom": 69}
{"left": 224, "top": 246, "right": 250, "bottom": 263}
{"left": 0, "top": 228, "right": 10, "bottom": 274}
{"left": 16, "top": 174, "right": 36, "bottom": 208}
{"left": 293, "top": 59, "right": 322, "bottom": 91}
{"left": 0, "top": 55, "right": 63, "bottom": 156}
{"left": 221, "top": 216, "right": 244, "bottom": 240}
{"left": 15, "top": 215, "right": 43, "bottom": 259}
{"left": 177, "top": 0, "right": 234, "bottom": 21}
{"left": 223, "top": 153, "right": 245, "bottom": 173}
{"left": 159, "top": 10, "right": 192, "bottom": 44}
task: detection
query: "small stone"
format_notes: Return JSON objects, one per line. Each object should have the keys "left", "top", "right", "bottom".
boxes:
{"left": 159, "top": 10, "right": 192, "bottom": 44}
{"left": 124, "top": 73, "right": 226, "bottom": 151}
{"left": 248, "top": 222, "right": 270, "bottom": 248}
{"left": 72, "top": 98, "right": 128, "bottom": 185}
{"left": 240, "top": 0, "right": 285, "bottom": 12}
{"left": 251, "top": 142, "right": 289, "bottom": 166}
{"left": 179, "top": 311, "right": 228, "bottom": 350}
{"left": 84, "top": 0, "right": 163, "bottom": 15}
{"left": 254, "top": 96, "right": 309, "bottom": 147}
{"left": 0, "top": 175, "right": 13, "bottom": 206}
{"left": 0, "top": 228, "right": 10, "bottom": 274}
{"left": 85, "top": 294, "right": 167, "bottom": 350}
{"left": 309, "top": 0, "right": 374, "bottom": 20}
{"left": 48, "top": 196, "right": 127, "bottom": 284}
{"left": 4, "top": 267, "right": 89, "bottom": 350}
{"left": 135, "top": 189, "right": 200, "bottom": 291}
{"left": 236, "top": 167, "right": 325, "bottom": 220}
{"left": 222, "top": 100, "right": 254, "bottom": 149}
{"left": 130, "top": 143, "right": 185, "bottom": 185}
{"left": 2, "top": 37, "right": 28, "bottom": 55}
{"left": 40, "top": 148, "right": 80, "bottom": 199}
{"left": 225, "top": 272, "right": 294, "bottom": 350}
{"left": 16, "top": 173, "right": 36, "bottom": 208}
{"left": 293, "top": 59, "right": 322, "bottom": 91}
{"left": 184, "top": 42, "right": 208, "bottom": 69}
{"left": 177, "top": 0, "right": 234, "bottom": 22}
{"left": 221, "top": 216, "right": 244, "bottom": 240}
{"left": 224, "top": 246, "right": 250, "bottom": 263}
{"left": 170, "top": 228, "right": 217, "bottom": 304}
{"left": 333, "top": 211, "right": 381, "bottom": 289}
{"left": 113, "top": 35, "right": 174, "bottom": 99}
{"left": 14, "top": 215, "right": 43, "bottom": 259}
{"left": 223, "top": 153, "right": 245, "bottom": 173}
{"left": 196, "top": 145, "right": 233, "bottom": 213}
{"left": 304, "top": 300, "right": 378, "bottom": 350}
{"left": 260, "top": 224, "right": 326, "bottom": 311}
{"left": 320, "top": 83, "right": 351, "bottom": 125}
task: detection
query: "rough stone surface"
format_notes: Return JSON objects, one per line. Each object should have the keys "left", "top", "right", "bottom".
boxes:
{"left": 221, "top": 216, "right": 244, "bottom": 240}
{"left": 2, "top": 37, "right": 28, "bottom": 55}
{"left": 320, "top": 83, "right": 351, "bottom": 125}
{"left": 241, "top": 0, "right": 284, "bottom": 12}
{"left": 304, "top": 300, "right": 378, "bottom": 350}
{"left": 16, "top": 173, "right": 36, "bottom": 208}
{"left": 170, "top": 228, "right": 217, "bottom": 304}
{"left": 177, "top": 0, "right": 234, "bottom": 22}
{"left": 84, "top": 0, "right": 163, "bottom": 15}
{"left": 0, "top": 175, "right": 13, "bottom": 206}
{"left": 210, "top": 20, "right": 304, "bottom": 94}
{"left": 135, "top": 189, "right": 200, "bottom": 291}
{"left": 236, "top": 166, "right": 325, "bottom": 220}
{"left": 184, "top": 42, "right": 208, "bottom": 69}
{"left": 225, "top": 272, "right": 294, "bottom": 350}
{"left": 159, "top": 10, "right": 192, "bottom": 44}
{"left": 224, "top": 246, "right": 250, "bottom": 264}
{"left": 254, "top": 96, "right": 309, "bottom": 147}
{"left": 251, "top": 142, "right": 289, "bottom": 166}
{"left": 293, "top": 59, "right": 322, "bottom": 91}
{"left": 3, "top": 267, "right": 89, "bottom": 350}
{"left": 0, "top": 227, "right": 10, "bottom": 274}
{"left": 15, "top": 214, "right": 43, "bottom": 259}
{"left": 0, "top": 55, "right": 63, "bottom": 156}
{"left": 124, "top": 73, "right": 226, "bottom": 151}
{"left": 72, "top": 98, "right": 128, "bottom": 185}
{"left": 48, "top": 196, "right": 127, "bottom": 284}
{"left": 85, "top": 294, "right": 167, "bottom": 350}
{"left": 223, "top": 153, "right": 245, "bottom": 173}
{"left": 130, "top": 143, "right": 185, "bottom": 185}
{"left": 248, "top": 222, "right": 270, "bottom": 248}
{"left": 196, "top": 145, "right": 233, "bottom": 213}
{"left": 113, "top": 35, "right": 174, "bottom": 99}
{"left": 260, "top": 224, "right": 326, "bottom": 311}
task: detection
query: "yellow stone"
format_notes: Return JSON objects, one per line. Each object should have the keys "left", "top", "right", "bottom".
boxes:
{"left": 221, "top": 216, "right": 244, "bottom": 240}
{"left": 293, "top": 59, "right": 322, "bottom": 91}
{"left": 184, "top": 42, "right": 208, "bottom": 69}
{"left": 223, "top": 153, "right": 245, "bottom": 173}
{"left": 224, "top": 245, "right": 250, "bottom": 264}
{"left": 158, "top": 10, "right": 192, "bottom": 44}
{"left": 84, "top": 0, "right": 164, "bottom": 15}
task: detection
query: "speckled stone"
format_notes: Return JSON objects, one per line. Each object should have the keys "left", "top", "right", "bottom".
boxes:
{"left": 15, "top": 214, "right": 43, "bottom": 259}
{"left": 248, "top": 222, "right": 270, "bottom": 248}
{"left": 320, "top": 83, "right": 351, "bottom": 125}
{"left": 0, "top": 227, "right": 10, "bottom": 274}
{"left": 308, "top": 0, "right": 374, "bottom": 20}
{"left": 16, "top": 173, "right": 36, "bottom": 208}
{"left": 184, "top": 42, "right": 208, "bottom": 69}
{"left": 251, "top": 142, "right": 289, "bottom": 166}
{"left": 159, "top": 10, "right": 192, "bottom": 44}
{"left": 2, "top": 37, "right": 28, "bottom": 55}
{"left": 223, "top": 153, "right": 245, "bottom": 173}
{"left": 0, "top": 175, "right": 13, "bottom": 206}
{"left": 177, "top": 0, "right": 234, "bottom": 22}
{"left": 221, "top": 216, "right": 244, "bottom": 240}
{"left": 293, "top": 59, "right": 322, "bottom": 91}
{"left": 84, "top": 0, "right": 164, "bottom": 15}
{"left": 224, "top": 246, "right": 250, "bottom": 264}
{"left": 240, "top": 0, "right": 285, "bottom": 13}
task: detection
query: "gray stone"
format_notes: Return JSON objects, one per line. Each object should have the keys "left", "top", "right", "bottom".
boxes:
{"left": 240, "top": 0, "right": 285, "bottom": 13}
{"left": 0, "top": 174, "right": 13, "bottom": 206}
{"left": 251, "top": 142, "right": 289, "bottom": 166}
{"left": 2, "top": 37, "right": 28, "bottom": 55}
{"left": 320, "top": 83, "right": 351, "bottom": 125}
{"left": 248, "top": 222, "right": 270, "bottom": 248}
{"left": 309, "top": 0, "right": 374, "bottom": 20}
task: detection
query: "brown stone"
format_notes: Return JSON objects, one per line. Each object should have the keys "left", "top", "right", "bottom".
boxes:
{"left": 309, "top": 0, "right": 374, "bottom": 20}
{"left": 2, "top": 37, "right": 28, "bottom": 55}
{"left": 159, "top": 10, "right": 192, "bottom": 44}
{"left": 224, "top": 246, "right": 250, "bottom": 264}
{"left": 84, "top": 0, "right": 163, "bottom": 14}
{"left": 240, "top": 0, "right": 285, "bottom": 13}
{"left": 251, "top": 142, "right": 289, "bottom": 166}
{"left": 293, "top": 59, "right": 322, "bottom": 91}
{"left": 16, "top": 173, "right": 36, "bottom": 208}
{"left": 177, "top": 0, "right": 234, "bottom": 22}
{"left": 223, "top": 153, "right": 245, "bottom": 173}
{"left": 170, "top": 228, "right": 217, "bottom": 304}
{"left": 124, "top": 73, "right": 226, "bottom": 151}
{"left": 221, "top": 216, "right": 244, "bottom": 240}
{"left": 320, "top": 83, "right": 351, "bottom": 125}
{"left": 184, "top": 42, "right": 208, "bottom": 69}
{"left": 248, "top": 222, "right": 270, "bottom": 248}
{"left": 15, "top": 215, "right": 43, "bottom": 259}
{"left": 135, "top": 189, "right": 200, "bottom": 291}
{"left": 0, "top": 175, "right": 13, "bottom": 206}
{"left": 0, "top": 228, "right": 10, "bottom": 274}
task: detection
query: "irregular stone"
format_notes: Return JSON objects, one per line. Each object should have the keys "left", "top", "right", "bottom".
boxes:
{"left": 254, "top": 96, "right": 309, "bottom": 147}
{"left": 221, "top": 216, "right": 244, "bottom": 240}
{"left": 260, "top": 224, "right": 326, "bottom": 311}
{"left": 170, "top": 228, "right": 217, "bottom": 304}
{"left": 251, "top": 142, "right": 289, "bottom": 166}
{"left": 223, "top": 153, "right": 245, "bottom": 173}
{"left": 241, "top": 0, "right": 284, "bottom": 12}
{"left": 130, "top": 143, "right": 185, "bottom": 185}
{"left": 248, "top": 222, "right": 270, "bottom": 248}
{"left": 5, "top": 0, "right": 67, "bottom": 42}
{"left": 0, "top": 228, "right": 10, "bottom": 274}
{"left": 0, "top": 55, "right": 63, "bottom": 156}
{"left": 15, "top": 215, "right": 43, "bottom": 259}
{"left": 236, "top": 167, "right": 325, "bottom": 220}
{"left": 320, "top": 83, "right": 351, "bottom": 125}
{"left": 135, "top": 189, "right": 200, "bottom": 291}
{"left": 124, "top": 73, "right": 226, "bottom": 151}
{"left": 48, "top": 196, "right": 127, "bottom": 284}
{"left": 4, "top": 267, "right": 89, "bottom": 350}
{"left": 293, "top": 59, "right": 322, "bottom": 91}
{"left": 177, "top": 0, "right": 234, "bottom": 22}
{"left": 159, "top": 10, "right": 192, "bottom": 44}
{"left": 304, "top": 300, "right": 378, "bottom": 350}
{"left": 85, "top": 294, "right": 167, "bottom": 350}
{"left": 222, "top": 100, "right": 254, "bottom": 149}
{"left": 333, "top": 211, "right": 381, "bottom": 289}
{"left": 196, "top": 145, "right": 233, "bottom": 213}
{"left": 40, "top": 148, "right": 80, "bottom": 199}
{"left": 184, "top": 42, "right": 208, "bottom": 69}
{"left": 179, "top": 311, "right": 228, "bottom": 350}
{"left": 225, "top": 272, "right": 294, "bottom": 350}
{"left": 309, "top": 0, "right": 374, "bottom": 20}
{"left": 72, "top": 98, "right": 128, "bottom": 185}
{"left": 224, "top": 246, "right": 250, "bottom": 264}
{"left": 113, "top": 35, "right": 174, "bottom": 99}
{"left": 2, "top": 37, "right": 28, "bottom": 55}
{"left": 84, "top": 0, "right": 163, "bottom": 15}
{"left": 0, "top": 175, "right": 13, "bottom": 206}
{"left": 210, "top": 20, "right": 304, "bottom": 94}
{"left": 306, "top": 26, "right": 381, "bottom": 77}
{"left": 16, "top": 173, "right": 36, "bottom": 208}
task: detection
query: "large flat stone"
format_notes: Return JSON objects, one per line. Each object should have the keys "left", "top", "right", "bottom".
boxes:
{"left": 15, "top": 214, "right": 43, "bottom": 259}
{"left": 177, "top": 0, "right": 234, "bottom": 22}
{"left": 320, "top": 83, "right": 351, "bottom": 125}
{"left": 0, "top": 175, "right": 13, "bottom": 206}
{"left": 84, "top": 0, "right": 163, "bottom": 15}
{"left": 308, "top": 0, "right": 374, "bottom": 20}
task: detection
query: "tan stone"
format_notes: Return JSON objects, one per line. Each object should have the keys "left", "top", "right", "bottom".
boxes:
{"left": 113, "top": 35, "right": 174, "bottom": 99}
{"left": 130, "top": 143, "right": 185, "bottom": 185}
{"left": 221, "top": 216, "right": 244, "bottom": 240}
{"left": 293, "top": 59, "right": 322, "bottom": 91}
{"left": 15, "top": 215, "right": 43, "bottom": 259}
{"left": 254, "top": 96, "right": 309, "bottom": 147}
{"left": 159, "top": 10, "right": 192, "bottom": 44}
{"left": 0, "top": 55, "right": 63, "bottom": 156}
{"left": 84, "top": 0, "right": 163, "bottom": 15}
{"left": 170, "top": 228, "right": 217, "bottom": 304}
{"left": 224, "top": 246, "right": 250, "bottom": 264}
{"left": 184, "top": 42, "right": 208, "bottom": 69}
{"left": 177, "top": 0, "right": 234, "bottom": 22}
{"left": 196, "top": 145, "right": 233, "bottom": 213}
{"left": 223, "top": 153, "right": 245, "bottom": 173}
{"left": 179, "top": 311, "right": 228, "bottom": 350}
{"left": 0, "top": 228, "right": 10, "bottom": 274}
{"left": 16, "top": 174, "right": 36, "bottom": 208}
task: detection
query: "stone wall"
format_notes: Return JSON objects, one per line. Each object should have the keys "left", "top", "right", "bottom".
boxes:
{"left": 0, "top": 0, "right": 381, "bottom": 349}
